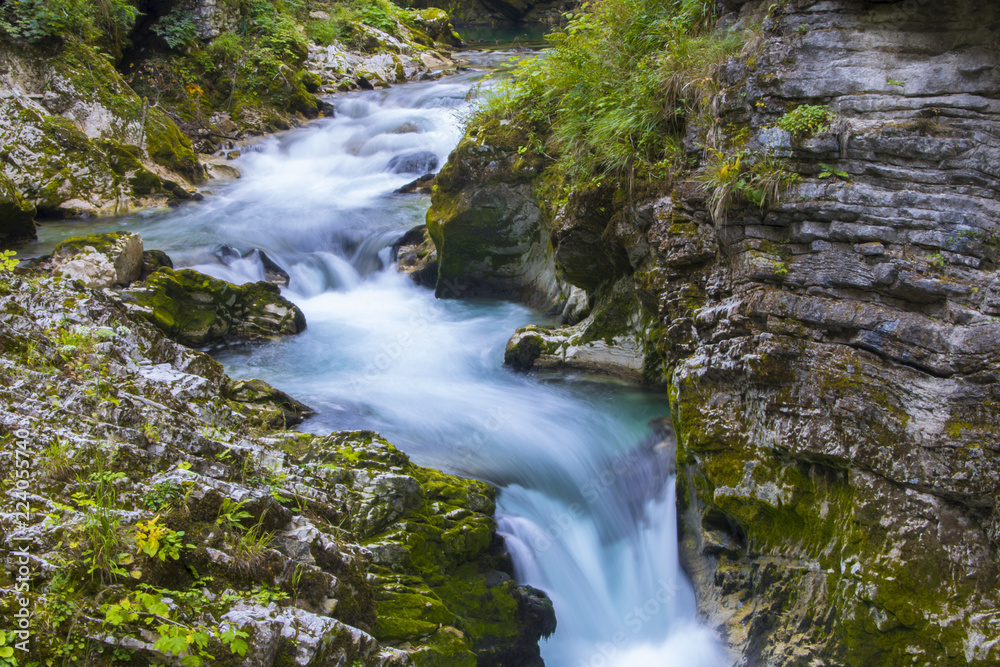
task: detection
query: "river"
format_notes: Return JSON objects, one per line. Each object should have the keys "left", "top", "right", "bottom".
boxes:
{"left": 28, "top": 50, "right": 726, "bottom": 667}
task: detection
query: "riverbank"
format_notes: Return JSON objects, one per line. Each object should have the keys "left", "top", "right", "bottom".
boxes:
{"left": 0, "top": 0, "right": 469, "bottom": 245}
{"left": 0, "top": 256, "right": 555, "bottom": 665}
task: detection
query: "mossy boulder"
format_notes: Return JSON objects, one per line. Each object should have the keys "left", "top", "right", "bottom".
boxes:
{"left": 0, "top": 173, "right": 36, "bottom": 243}
{"left": 122, "top": 267, "right": 306, "bottom": 347}
{"left": 426, "top": 116, "right": 565, "bottom": 310}
{"left": 297, "top": 433, "right": 557, "bottom": 666}
{"left": 228, "top": 378, "right": 313, "bottom": 428}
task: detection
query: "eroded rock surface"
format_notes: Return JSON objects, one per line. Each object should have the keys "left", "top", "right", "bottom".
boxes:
{"left": 122, "top": 267, "right": 307, "bottom": 347}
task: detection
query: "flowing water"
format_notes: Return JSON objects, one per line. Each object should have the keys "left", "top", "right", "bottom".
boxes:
{"left": 29, "top": 51, "right": 726, "bottom": 667}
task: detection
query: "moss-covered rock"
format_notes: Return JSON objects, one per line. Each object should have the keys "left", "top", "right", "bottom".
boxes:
{"left": 122, "top": 267, "right": 306, "bottom": 346}
{"left": 297, "top": 433, "right": 556, "bottom": 666}
{"left": 426, "top": 115, "right": 567, "bottom": 310}
{"left": 146, "top": 108, "right": 203, "bottom": 183}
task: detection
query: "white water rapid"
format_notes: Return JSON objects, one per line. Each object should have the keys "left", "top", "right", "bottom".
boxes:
{"left": 32, "top": 50, "right": 727, "bottom": 667}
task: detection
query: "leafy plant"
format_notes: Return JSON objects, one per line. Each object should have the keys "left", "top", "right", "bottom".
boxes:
{"left": 142, "top": 481, "right": 183, "bottom": 512}
{"left": 0, "top": 250, "right": 17, "bottom": 272}
{"left": 0, "top": 630, "right": 17, "bottom": 666}
{"left": 151, "top": 7, "right": 198, "bottom": 50}
{"left": 777, "top": 104, "right": 833, "bottom": 137}
{"left": 817, "top": 162, "right": 851, "bottom": 180}
{"left": 217, "top": 498, "right": 252, "bottom": 530}
{"left": 103, "top": 591, "right": 248, "bottom": 667}
{"left": 134, "top": 515, "right": 192, "bottom": 562}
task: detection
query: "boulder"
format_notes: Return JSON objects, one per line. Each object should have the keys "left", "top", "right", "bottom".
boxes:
{"left": 121, "top": 267, "right": 306, "bottom": 347}
{"left": 228, "top": 378, "right": 313, "bottom": 427}
{"left": 51, "top": 232, "right": 144, "bottom": 287}
{"left": 387, "top": 151, "right": 439, "bottom": 175}
{"left": 140, "top": 249, "right": 174, "bottom": 280}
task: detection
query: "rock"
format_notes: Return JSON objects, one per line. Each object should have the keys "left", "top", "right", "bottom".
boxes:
{"left": 254, "top": 249, "right": 291, "bottom": 286}
{"left": 0, "top": 173, "right": 36, "bottom": 242}
{"left": 394, "top": 173, "right": 435, "bottom": 194}
{"left": 121, "top": 267, "right": 306, "bottom": 347}
{"left": 51, "top": 232, "right": 144, "bottom": 287}
{"left": 0, "top": 273, "right": 549, "bottom": 665}
{"left": 215, "top": 245, "right": 291, "bottom": 286}
{"left": 410, "top": 9, "right": 463, "bottom": 47}
{"left": 309, "top": 10, "right": 331, "bottom": 20}
{"left": 228, "top": 378, "right": 313, "bottom": 427}
{"left": 425, "top": 117, "right": 568, "bottom": 310}
{"left": 386, "top": 151, "right": 439, "bottom": 175}
{"left": 393, "top": 225, "right": 438, "bottom": 285}
{"left": 140, "top": 249, "right": 174, "bottom": 280}
{"left": 425, "top": 0, "right": 1000, "bottom": 662}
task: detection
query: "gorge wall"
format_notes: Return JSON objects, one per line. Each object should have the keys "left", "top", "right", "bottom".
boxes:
{"left": 427, "top": 0, "right": 1000, "bottom": 663}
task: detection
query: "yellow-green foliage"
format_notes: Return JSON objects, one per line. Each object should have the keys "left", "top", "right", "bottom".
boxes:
{"left": 696, "top": 148, "right": 800, "bottom": 222}
{"left": 474, "top": 0, "right": 743, "bottom": 182}
{"left": 777, "top": 104, "right": 834, "bottom": 137}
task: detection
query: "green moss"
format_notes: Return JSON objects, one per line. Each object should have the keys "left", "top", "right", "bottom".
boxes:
{"left": 145, "top": 109, "right": 202, "bottom": 183}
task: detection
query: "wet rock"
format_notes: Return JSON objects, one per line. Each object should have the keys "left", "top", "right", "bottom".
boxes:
{"left": 393, "top": 225, "right": 438, "bottom": 285}
{"left": 394, "top": 173, "right": 435, "bottom": 194}
{"left": 121, "top": 267, "right": 306, "bottom": 347}
{"left": 387, "top": 151, "right": 439, "bottom": 175}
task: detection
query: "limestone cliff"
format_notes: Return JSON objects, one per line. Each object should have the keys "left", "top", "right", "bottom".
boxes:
{"left": 426, "top": 0, "right": 1000, "bottom": 663}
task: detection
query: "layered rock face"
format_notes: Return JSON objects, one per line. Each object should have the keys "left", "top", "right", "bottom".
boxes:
{"left": 668, "top": 2, "right": 1000, "bottom": 664}
{"left": 429, "top": 0, "right": 1000, "bottom": 663}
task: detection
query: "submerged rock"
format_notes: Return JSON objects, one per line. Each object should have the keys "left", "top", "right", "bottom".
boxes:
{"left": 387, "top": 151, "right": 439, "bottom": 175}
{"left": 122, "top": 267, "right": 306, "bottom": 346}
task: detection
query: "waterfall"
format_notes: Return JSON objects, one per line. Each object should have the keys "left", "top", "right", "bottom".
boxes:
{"left": 32, "top": 50, "right": 726, "bottom": 666}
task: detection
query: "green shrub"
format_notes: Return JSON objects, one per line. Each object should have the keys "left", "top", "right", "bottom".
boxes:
{"left": 472, "top": 0, "right": 744, "bottom": 182}
{"left": 0, "top": 0, "right": 138, "bottom": 56}
{"left": 777, "top": 104, "right": 833, "bottom": 137}
{"left": 151, "top": 7, "right": 198, "bottom": 50}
